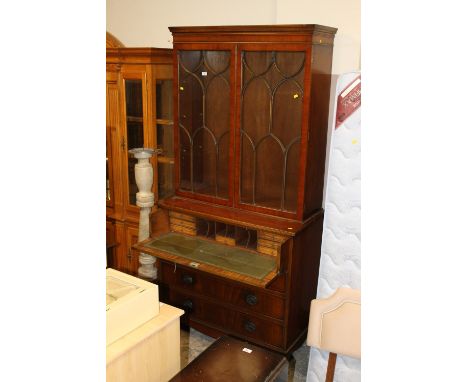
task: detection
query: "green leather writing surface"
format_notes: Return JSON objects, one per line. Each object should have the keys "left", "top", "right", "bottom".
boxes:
{"left": 144, "top": 232, "right": 276, "bottom": 279}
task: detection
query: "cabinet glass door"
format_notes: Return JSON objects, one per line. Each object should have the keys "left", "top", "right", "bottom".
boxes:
{"left": 106, "top": 112, "right": 112, "bottom": 204}
{"left": 106, "top": 77, "right": 119, "bottom": 209}
{"left": 156, "top": 79, "right": 175, "bottom": 199}
{"left": 239, "top": 50, "right": 305, "bottom": 213}
{"left": 124, "top": 79, "right": 144, "bottom": 206}
{"left": 177, "top": 50, "right": 231, "bottom": 200}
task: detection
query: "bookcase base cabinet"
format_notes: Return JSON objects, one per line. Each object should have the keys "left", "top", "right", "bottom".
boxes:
{"left": 156, "top": 211, "right": 324, "bottom": 355}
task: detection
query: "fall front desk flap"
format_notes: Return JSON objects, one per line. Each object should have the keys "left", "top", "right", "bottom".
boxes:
{"left": 137, "top": 232, "right": 277, "bottom": 284}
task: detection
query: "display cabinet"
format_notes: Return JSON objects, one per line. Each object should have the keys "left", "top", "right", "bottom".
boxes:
{"left": 106, "top": 40, "right": 174, "bottom": 275}
{"left": 171, "top": 25, "right": 336, "bottom": 221}
{"left": 133, "top": 25, "right": 337, "bottom": 355}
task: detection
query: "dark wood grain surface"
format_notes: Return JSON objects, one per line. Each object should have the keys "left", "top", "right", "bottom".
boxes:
{"left": 169, "top": 335, "right": 287, "bottom": 382}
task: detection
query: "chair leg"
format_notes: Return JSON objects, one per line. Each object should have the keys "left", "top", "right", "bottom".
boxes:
{"left": 287, "top": 355, "right": 296, "bottom": 381}
{"left": 325, "top": 352, "right": 337, "bottom": 382}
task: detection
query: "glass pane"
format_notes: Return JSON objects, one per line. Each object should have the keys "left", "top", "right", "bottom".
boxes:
{"left": 284, "top": 142, "right": 300, "bottom": 212}
{"left": 157, "top": 124, "right": 173, "bottom": 157}
{"left": 217, "top": 131, "right": 229, "bottom": 199}
{"left": 240, "top": 51, "right": 305, "bottom": 212}
{"left": 178, "top": 50, "right": 231, "bottom": 198}
{"left": 179, "top": 127, "right": 192, "bottom": 191}
{"left": 240, "top": 134, "right": 254, "bottom": 205}
{"left": 156, "top": 80, "right": 173, "bottom": 120}
{"left": 255, "top": 137, "right": 283, "bottom": 210}
{"left": 125, "top": 80, "right": 144, "bottom": 206}
{"left": 157, "top": 162, "right": 174, "bottom": 199}
{"left": 193, "top": 128, "right": 217, "bottom": 195}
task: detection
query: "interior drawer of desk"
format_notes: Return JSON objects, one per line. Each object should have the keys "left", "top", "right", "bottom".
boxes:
{"left": 169, "top": 289, "right": 284, "bottom": 349}
{"left": 160, "top": 261, "right": 285, "bottom": 320}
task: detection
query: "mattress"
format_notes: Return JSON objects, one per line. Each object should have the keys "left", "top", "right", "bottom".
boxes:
{"left": 307, "top": 72, "right": 361, "bottom": 382}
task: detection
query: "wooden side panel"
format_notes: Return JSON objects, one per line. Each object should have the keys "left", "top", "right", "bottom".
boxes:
{"left": 285, "top": 211, "right": 324, "bottom": 350}
{"left": 106, "top": 220, "right": 116, "bottom": 268}
{"left": 106, "top": 220, "right": 115, "bottom": 244}
{"left": 125, "top": 223, "right": 140, "bottom": 275}
{"left": 303, "top": 44, "right": 335, "bottom": 217}
{"left": 266, "top": 239, "right": 290, "bottom": 293}
{"left": 113, "top": 221, "right": 127, "bottom": 272}
{"left": 111, "top": 221, "right": 140, "bottom": 276}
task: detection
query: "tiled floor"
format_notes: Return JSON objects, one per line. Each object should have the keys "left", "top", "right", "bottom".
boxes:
{"left": 180, "top": 328, "right": 310, "bottom": 381}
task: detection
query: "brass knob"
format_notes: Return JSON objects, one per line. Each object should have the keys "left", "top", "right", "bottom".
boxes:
{"left": 244, "top": 320, "right": 256, "bottom": 333}
{"left": 182, "top": 274, "right": 194, "bottom": 285}
{"left": 245, "top": 294, "right": 258, "bottom": 306}
{"left": 182, "top": 299, "right": 193, "bottom": 312}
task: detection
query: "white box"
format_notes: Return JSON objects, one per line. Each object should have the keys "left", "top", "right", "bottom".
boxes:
{"left": 106, "top": 268, "right": 159, "bottom": 346}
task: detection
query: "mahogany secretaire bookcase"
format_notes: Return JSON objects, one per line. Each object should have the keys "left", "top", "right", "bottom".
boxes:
{"left": 135, "top": 24, "right": 337, "bottom": 355}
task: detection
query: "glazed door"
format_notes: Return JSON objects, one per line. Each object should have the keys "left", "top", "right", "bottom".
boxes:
{"left": 155, "top": 78, "right": 175, "bottom": 199}
{"left": 174, "top": 45, "right": 235, "bottom": 206}
{"left": 106, "top": 69, "right": 121, "bottom": 218}
{"left": 106, "top": 80, "right": 117, "bottom": 209}
{"left": 120, "top": 67, "right": 153, "bottom": 219}
{"left": 235, "top": 45, "right": 311, "bottom": 219}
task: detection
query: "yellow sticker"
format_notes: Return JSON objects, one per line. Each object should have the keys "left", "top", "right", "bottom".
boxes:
{"left": 352, "top": 139, "right": 358, "bottom": 145}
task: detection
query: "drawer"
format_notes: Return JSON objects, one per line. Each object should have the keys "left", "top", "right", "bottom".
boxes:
{"left": 160, "top": 261, "right": 285, "bottom": 320}
{"left": 169, "top": 290, "right": 284, "bottom": 349}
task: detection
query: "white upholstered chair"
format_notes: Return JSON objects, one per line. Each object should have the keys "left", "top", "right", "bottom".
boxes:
{"left": 307, "top": 288, "right": 361, "bottom": 381}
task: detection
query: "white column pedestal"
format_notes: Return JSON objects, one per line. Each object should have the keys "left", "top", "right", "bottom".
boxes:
{"left": 129, "top": 148, "right": 161, "bottom": 280}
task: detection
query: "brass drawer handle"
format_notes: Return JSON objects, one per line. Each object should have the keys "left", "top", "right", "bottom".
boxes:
{"left": 182, "top": 299, "right": 193, "bottom": 312}
{"left": 182, "top": 274, "right": 194, "bottom": 285}
{"left": 244, "top": 320, "right": 256, "bottom": 333}
{"left": 245, "top": 293, "right": 258, "bottom": 306}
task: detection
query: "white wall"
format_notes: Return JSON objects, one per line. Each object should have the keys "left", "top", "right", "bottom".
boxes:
{"left": 106, "top": 0, "right": 276, "bottom": 48}
{"left": 106, "top": 0, "right": 360, "bottom": 74}
{"left": 276, "top": 0, "right": 360, "bottom": 74}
